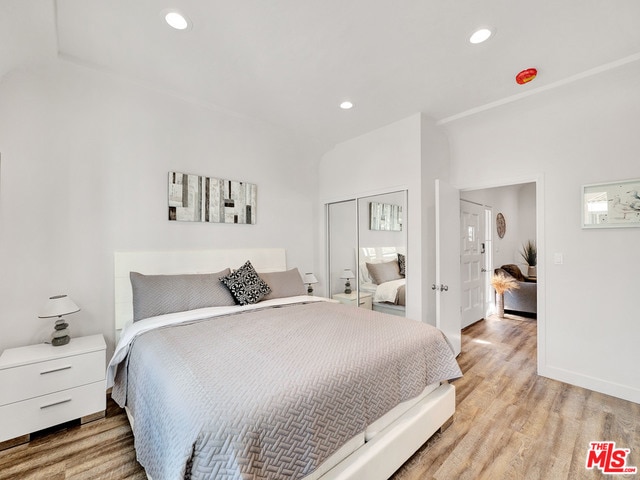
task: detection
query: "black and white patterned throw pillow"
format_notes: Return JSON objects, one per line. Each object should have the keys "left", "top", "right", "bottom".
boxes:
{"left": 397, "top": 253, "right": 406, "bottom": 277}
{"left": 220, "top": 260, "right": 272, "bottom": 305}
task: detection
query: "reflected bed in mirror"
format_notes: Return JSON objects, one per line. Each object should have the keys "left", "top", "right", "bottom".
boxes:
{"left": 360, "top": 247, "right": 406, "bottom": 317}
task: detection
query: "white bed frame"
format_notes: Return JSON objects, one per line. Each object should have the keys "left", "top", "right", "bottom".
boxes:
{"left": 114, "top": 248, "right": 455, "bottom": 480}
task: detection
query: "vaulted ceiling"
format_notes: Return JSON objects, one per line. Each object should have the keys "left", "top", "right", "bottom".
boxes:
{"left": 4, "top": 1, "right": 640, "bottom": 146}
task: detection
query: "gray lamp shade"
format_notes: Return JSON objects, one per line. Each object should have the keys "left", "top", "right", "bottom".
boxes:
{"left": 38, "top": 295, "right": 80, "bottom": 318}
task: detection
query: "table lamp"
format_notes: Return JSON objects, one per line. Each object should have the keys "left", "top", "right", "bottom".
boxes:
{"left": 38, "top": 295, "right": 80, "bottom": 346}
{"left": 340, "top": 269, "right": 355, "bottom": 294}
{"left": 303, "top": 273, "right": 318, "bottom": 295}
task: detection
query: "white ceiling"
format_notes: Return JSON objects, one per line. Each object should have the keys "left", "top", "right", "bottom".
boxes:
{"left": 0, "top": 1, "right": 57, "bottom": 78}
{"left": 6, "top": 1, "right": 640, "bottom": 146}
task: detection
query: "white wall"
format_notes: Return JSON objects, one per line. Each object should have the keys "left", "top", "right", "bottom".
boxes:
{"left": 518, "top": 183, "right": 536, "bottom": 249}
{"left": 445, "top": 60, "right": 640, "bottom": 403}
{"left": 0, "top": 61, "right": 318, "bottom": 357}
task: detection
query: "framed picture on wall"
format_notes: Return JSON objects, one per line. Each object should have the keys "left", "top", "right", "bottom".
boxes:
{"left": 582, "top": 178, "right": 640, "bottom": 228}
{"left": 168, "top": 171, "right": 257, "bottom": 224}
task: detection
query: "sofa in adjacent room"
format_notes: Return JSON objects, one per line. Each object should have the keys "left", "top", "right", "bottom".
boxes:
{"left": 494, "top": 264, "right": 537, "bottom": 316}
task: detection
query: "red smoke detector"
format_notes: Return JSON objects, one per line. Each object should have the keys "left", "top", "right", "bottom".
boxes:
{"left": 516, "top": 68, "right": 537, "bottom": 85}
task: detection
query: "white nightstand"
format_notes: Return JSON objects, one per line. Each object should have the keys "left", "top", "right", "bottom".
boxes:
{"left": 0, "top": 334, "right": 106, "bottom": 449}
{"left": 332, "top": 292, "right": 373, "bottom": 309}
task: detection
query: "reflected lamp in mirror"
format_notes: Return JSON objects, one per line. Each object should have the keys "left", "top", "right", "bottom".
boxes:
{"left": 38, "top": 295, "right": 80, "bottom": 346}
{"left": 303, "top": 273, "right": 318, "bottom": 295}
{"left": 340, "top": 269, "right": 355, "bottom": 294}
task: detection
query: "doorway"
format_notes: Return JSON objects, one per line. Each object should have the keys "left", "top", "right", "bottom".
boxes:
{"left": 437, "top": 177, "right": 542, "bottom": 368}
{"left": 460, "top": 181, "right": 538, "bottom": 321}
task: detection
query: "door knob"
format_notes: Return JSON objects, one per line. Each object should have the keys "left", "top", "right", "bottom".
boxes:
{"left": 432, "top": 284, "right": 449, "bottom": 292}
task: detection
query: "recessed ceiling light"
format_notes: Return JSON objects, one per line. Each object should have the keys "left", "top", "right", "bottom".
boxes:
{"left": 164, "top": 10, "right": 191, "bottom": 30}
{"left": 469, "top": 28, "right": 493, "bottom": 44}
{"left": 340, "top": 101, "right": 354, "bottom": 110}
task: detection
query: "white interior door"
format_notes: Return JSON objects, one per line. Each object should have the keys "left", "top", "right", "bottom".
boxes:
{"left": 460, "top": 200, "right": 485, "bottom": 328}
{"left": 435, "top": 179, "right": 461, "bottom": 356}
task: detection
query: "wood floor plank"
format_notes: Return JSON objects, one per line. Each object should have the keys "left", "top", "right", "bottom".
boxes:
{"left": 1, "top": 313, "right": 638, "bottom": 479}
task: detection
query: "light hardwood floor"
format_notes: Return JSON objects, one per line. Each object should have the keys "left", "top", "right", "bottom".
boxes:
{"left": 1, "top": 314, "right": 638, "bottom": 479}
{"left": 392, "top": 314, "right": 640, "bottom": 480}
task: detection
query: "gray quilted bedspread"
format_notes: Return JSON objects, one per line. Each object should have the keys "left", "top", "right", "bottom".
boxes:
{"left": 111, "top": 301, "right": 461, "bottom": 479}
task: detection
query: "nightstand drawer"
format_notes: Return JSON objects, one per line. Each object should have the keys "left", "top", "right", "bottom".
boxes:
{"left": 0, "top": 350, "right": 104, "bottom": 406}
{"left": 0, "top": 381, "right": 105, "bottom": 442}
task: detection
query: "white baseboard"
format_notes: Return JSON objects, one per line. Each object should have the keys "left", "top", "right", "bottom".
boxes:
{"left": 539, "top": 365, "right": 640, "bottom": 404}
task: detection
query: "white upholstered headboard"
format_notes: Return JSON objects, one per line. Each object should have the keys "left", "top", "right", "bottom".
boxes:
{"left": 114, "top": 248, "right": 287, "bottom": 336}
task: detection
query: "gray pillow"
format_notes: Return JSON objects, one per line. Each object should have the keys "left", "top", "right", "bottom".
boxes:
{"left": 130, "top": 269, "right": 234, "bottom": 322}
{"left": 366, "top": 260, "right": 403, "bottom": 285}
{"left": 259, "top": 268, "right": 306, "bottom": 301}
{"left": 219, "top": 261, "right": 272, "bottom": 306}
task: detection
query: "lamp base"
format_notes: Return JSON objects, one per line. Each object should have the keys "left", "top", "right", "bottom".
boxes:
{"left": 51, "top": 336, "right": 70, "bottom": 346}
{"left": 344, "top": 280, "right": 352, "bottom": 294}
{"left": 52, "top": 318, "right": 70, "bottom": 347}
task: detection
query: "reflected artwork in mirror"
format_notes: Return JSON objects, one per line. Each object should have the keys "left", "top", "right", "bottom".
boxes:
{"left": 369, "top": 202, "right": 402, "bottom": 231}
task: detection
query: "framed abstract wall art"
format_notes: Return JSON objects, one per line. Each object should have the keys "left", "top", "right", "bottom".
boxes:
{"left": 168, "top": 171, "right": 257, "bottom": 224}
{"left": 369, "top": 201, "right": 402, "bottom": 231}
{"left": 582, "top": 178, "right": 640, "bottom": 228}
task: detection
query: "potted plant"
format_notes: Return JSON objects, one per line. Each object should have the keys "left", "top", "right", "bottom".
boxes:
{"left": 491, "top": 273, "right": 520, "bottom": 318}
{"left": 520, "top": 240, "right": 537, "bottom": 278}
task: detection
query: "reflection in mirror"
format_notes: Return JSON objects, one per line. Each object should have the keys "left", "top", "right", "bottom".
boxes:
{"left": 369, "top": 202, "right": 403, "bottom": 231}
{"left": 340, "top": 269, "right": 356, "bottom": 294}
{"left": 327, "top": 200, "right": 357, "bottom": 299}
{"left": 358, "top": 191, "right": 407, "bottom": 317}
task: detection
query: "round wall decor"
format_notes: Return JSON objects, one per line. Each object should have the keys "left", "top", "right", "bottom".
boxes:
{"left": 496, "top": 213, "right": 506, "bottom": 238}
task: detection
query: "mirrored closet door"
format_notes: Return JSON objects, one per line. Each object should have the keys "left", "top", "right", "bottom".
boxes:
{"left": 327, "top": 200, "right": 357, "bottom": 304}
{"left": 327, "top": 190, "right": 407, "bottom": 316}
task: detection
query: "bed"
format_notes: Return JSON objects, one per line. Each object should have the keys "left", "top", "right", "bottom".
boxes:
{"left": 108, "top": 249, "right": 461, "bottom": 480}
{"left": 359, "top": 247, "right": 406, "bottom": 317}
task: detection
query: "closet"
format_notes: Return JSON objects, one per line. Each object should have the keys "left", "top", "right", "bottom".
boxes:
{"left": 326, "top": 190, "right": 407, "bottom": 316}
